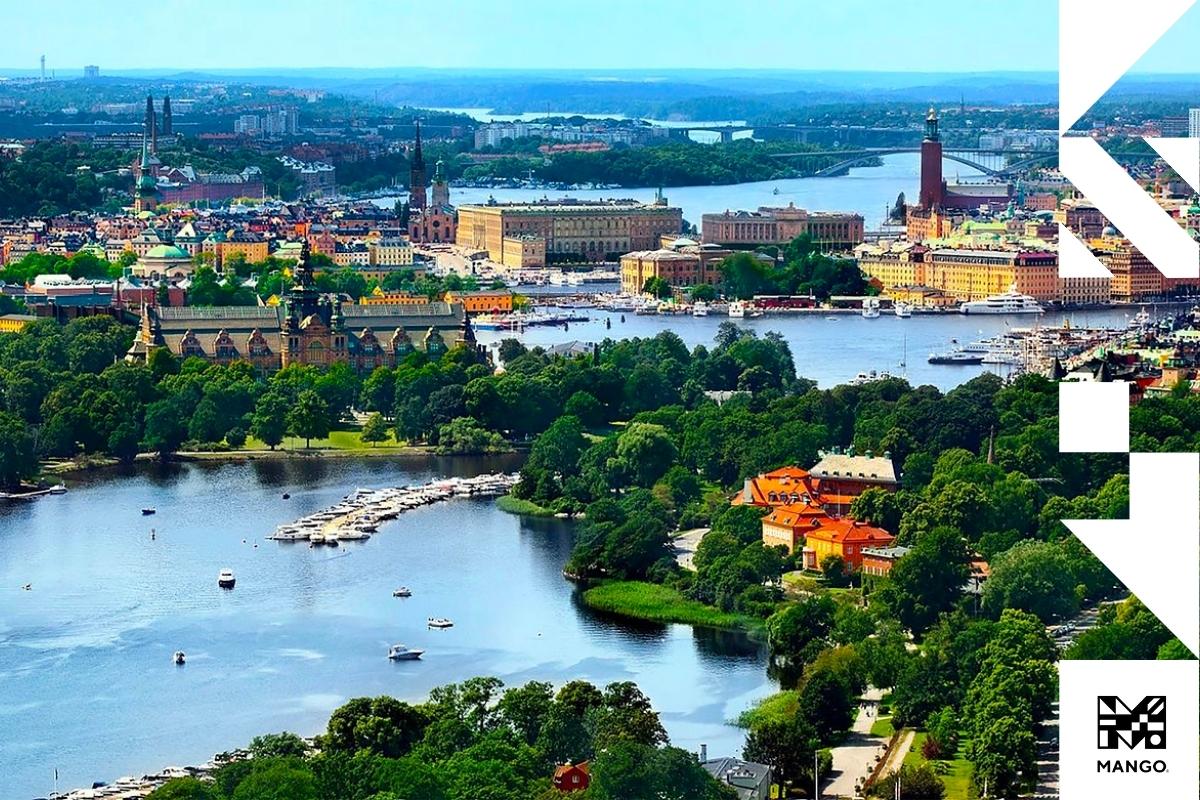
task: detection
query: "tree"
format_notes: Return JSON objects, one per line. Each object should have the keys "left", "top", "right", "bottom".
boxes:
{"left": 230, "top": 761, "right": 318, "bottom": 800}
{"left": 820, "top": 553, "right": 851, "bottom": 587}
{"left": 142, "top": 398, "right": 187, "bottom": 460}
{"left": 324, "top": 696, "right": 429, "bottom": 759}
{"left": 743, "top": 715, "right": 820, "bottom": 798}
{"left": 251, "top": 392, "right": 288, "bottom": 450}
{"left": 613, "top": 422, "right": 678, "bottom": 487}
{"left": 249, "top": 731, "right": 309, "bottom": 759}
{"left": 497, "top": 680, "right": 555, "bottom": 746}
{"left": 287, "top": 390, "right": 331, "bottom": 448}
{"left": 869, "top": 764, "right": 945, "bottom": 799}
{"left": 766, "top": 594, "right": 836, "bottom": 667}
{"left": 146, "top": 778, "right": 218, "bottom": 800}
{"left": 882, "top": 526, "right": 971, "bottom": 635}
{"left": 0, "top": 411, "right": 35, "bottom": 487}
{"left": 690, "top": 283, "right": 717, "bottom": 302}
{"left": 436, "top": 417, "right": 508, "bottom": 454}
{"left": 641, "top": 276, "right": 673, "bottom": 299}
{"left": 981, "top": 540, "right": 1078, "bottom": 622}
{"left": 798, "top": 664, "right": 856, "bottom": 742}
{"left": 360, "top": 412, "right": 390, "bottom": 447}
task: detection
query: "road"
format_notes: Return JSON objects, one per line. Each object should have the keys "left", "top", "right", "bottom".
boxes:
{"left": 823, "top": 687, "right": 889, "bottom": 799}
{"left": 672, "top": 527, "right": 709, "bottom": 571}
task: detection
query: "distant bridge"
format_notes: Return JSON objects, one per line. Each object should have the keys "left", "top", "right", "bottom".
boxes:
{"left": 768, "top": 147, "right": 1059, "bottom": 179}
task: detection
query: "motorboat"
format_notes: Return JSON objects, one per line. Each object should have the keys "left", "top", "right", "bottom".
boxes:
{"left": 427, "top": 617, "right": 454, "bottom": 629}
{"left": 47, "top": 484, "right": 67, "bottom": 495}
{"left": 282, "top": 493, "right": 291, "bottom": 500}
{"left": 728, "top": 300, "right": 746, "bottom": 318}
{"left": 959, "top": 285, "right": 1044, "bottom": 314}
{"left": 388, "top": 644, "right": 424, "bottom": 660}
{"left": 861, "top": 299, "right": 881, "bottom": 319}
{"left": 173, "top": 650, "right": 186, "bottom": 665}
{"left": 894, "top": 302, "right": 913, "bottom": 318}
{"left": 393, "top": 587, "right": 412, "bottom": 597}
{"left": 692, "top": 301, "right": 709, "bottom": 317}
{"left": 141, "top": 507, "right": 156, "bottom": 515}
{"left": 309, "top": 532, "right": 325, "bottom": 545}
{"left": 217, "top": 569, "right": 236, "bottom": 589}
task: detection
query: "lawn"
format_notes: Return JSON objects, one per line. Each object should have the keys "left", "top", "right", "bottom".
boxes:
{"left": 496, "top": 494, "right": 555, "bottom": 516}
{"left": 736, "top": 690, "right": 800, "bottom": 728}
{"left": 242, "top": 426, "right": 409, "bottom": 451}
{"left": 870, "top": 715, "right": 895, "bottom": 738}
{"left": 903, "top": 731, "right": 975, "bottom": 799}
{"left": 582, "top": 581, "right": 756, "bottom": 630}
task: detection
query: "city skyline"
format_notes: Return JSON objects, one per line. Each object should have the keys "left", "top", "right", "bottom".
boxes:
{"left": 1, "top": 0, "right": 1195, "bottom": 74}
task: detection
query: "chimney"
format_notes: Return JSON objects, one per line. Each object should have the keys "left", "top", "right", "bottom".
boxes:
{"left": 699, "top": 743, "right": 708, "bottom": 763}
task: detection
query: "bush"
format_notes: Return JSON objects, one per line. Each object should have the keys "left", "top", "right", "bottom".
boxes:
{"left": 869, "top": 764, "right": 945, "bottom": 799}
{"left": 226, "top": 427, "right": 247, "bottom": 448}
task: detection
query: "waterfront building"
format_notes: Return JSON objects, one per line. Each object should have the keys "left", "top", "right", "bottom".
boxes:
{"left": 701, "top": 203, "right": 864, "bottom": 251}
{"left": 807, "top": 449, "right": 899, "bottom": 516}
{"left": 126, "top": 244, "right": 473, "bottom": 372}
{"left": 500, "top": 234, "right": 547, "bottom": 268}
{"left": 924, "top": 247, "right": 1060, "bottom": 303}
{"left": 457, "top": 196, "right": 683, "bottom": 265}
{"left": 444, "top": 289, "right": 514, "bottom": 314}
{"left": 800, "top": 517, "right": 896, "bottom": 570}
{"left": 619, "top": 238, "right": 733, "bottom": 294}
{"left": 855, "top": 242, "right": 930, "bottom": 289}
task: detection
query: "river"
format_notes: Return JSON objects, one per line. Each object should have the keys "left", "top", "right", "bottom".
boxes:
{"left": 0, "top": 456, "right": 769, "bottom": 798}
{"left": 375, "top": 152, "right": 965, "bottom": 229}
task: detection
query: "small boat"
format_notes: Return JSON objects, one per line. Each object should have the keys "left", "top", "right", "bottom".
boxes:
{"left": 692, "top": 301, "right": 709, "bottom": 317}
{"left": 21, "top": 583, "right": 31, "bottom": 591}
{"left": 427, "top": 617, "right": 454, "bottom": 629}
{"left": 861, "top": 299, "right": 881, "bottom": 319}
{"left": 393, "top": 587, "right": 412, "bottom": 598}
{"left": 173, "top": 650, "right": 186, "bottom": 665}
{"left": 141, "top": 508, "right": 156, "bottom": 516}
{"left": 309, "top": 532, "right": 325, "bottom": 545}
{"left": 894, "top": 302, "right": 913, "bottom": 318}
{"left": 47, "top": 484, "right": 67, "bottom": 495}
{"left": 388, "top": 644, "right": 424, "bottom": 661}
{"left": 728, "top": 301, "right": 746, "bottom": 318}
{"left": 282, "top": 493, "right": 291, "bottom": 500}
{"left": 217, "top": 569, "right": 236, "bottom": 589}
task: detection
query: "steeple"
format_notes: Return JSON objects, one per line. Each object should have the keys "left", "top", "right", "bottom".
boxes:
{"left": 134, "top": 129, "right": 158, "bottom": 214}
{"left": 161, "top": 94, "right": 172, "bottom": 137}
{"left": 409, "top": 119, "right": 427, "bottom": 210}
{"left": 145, "top": 94, "right": 158, "bottom": 154}
{"left": 431, "top": 158, "right": 449, "bottom": 207}
{"left": 924, "top": 106, "right": 939, "bottom": 142}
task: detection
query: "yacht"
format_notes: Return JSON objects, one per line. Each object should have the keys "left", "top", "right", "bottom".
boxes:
{"left": 959, "top": 286, "right": 1044, "bottom": 315}
{"left": 217, "top": 569, "right": 236, "bottom": 589}
{"left": 427, "top": 617, "right": 454, "bottom": 629}
{"left": 173, "top": 650, "right": 186, "bottom": 665}
{"left": 393, "top": 587, "right": 412, "bottom": 598}
{"left": 1129, "top": 307, "right": 1152, "bottom": 328}
{"left": 387, "top": 644, "right": 424, "bottom": 661}
{"left": 692, "top": 301, "right": 709, "bottom": 317}
{"left": 141, "top": 507, "right": 156, "bottom": 515}
{"left": 894, "top": 302, "right": 913, "bottom": 318}
{"left": 728, "top": 301, "right": 746, "bottom": 318}
{"left": 861, "top": 299, "right": 881, "bottom": 319}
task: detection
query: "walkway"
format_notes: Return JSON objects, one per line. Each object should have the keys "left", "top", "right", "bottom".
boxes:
{"left": 672, "top": 527, "right": 709, "bottom": 571}
{"left": 824, "top": 687, "right": 888, "bottom": 799}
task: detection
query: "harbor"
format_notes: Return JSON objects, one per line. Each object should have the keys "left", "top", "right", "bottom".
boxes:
{"left": 267, "top": 473, "right": 518, "bottom": 544}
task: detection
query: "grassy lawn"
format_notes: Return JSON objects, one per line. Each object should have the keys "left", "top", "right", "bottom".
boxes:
{"left": 736, "top": 690, "right": 800, "bottom": 728}
{"left": 870, "top": 715, "right": 895, "bottom": 738}
{"left": 582, "top": 581, "right": 756, "bottom": 630}
{"left": 496, "top": 494, "right": 555, "bottom": 516}
{"left": 242, "top": 426, "right": 408, "bottom": 451}
{"left": 903, "top": 731, "right": 975, "bottom": 799}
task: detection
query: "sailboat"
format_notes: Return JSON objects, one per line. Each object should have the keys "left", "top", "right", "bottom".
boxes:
{"left": 899, "top": 334, "right": 908, "bottom": 372}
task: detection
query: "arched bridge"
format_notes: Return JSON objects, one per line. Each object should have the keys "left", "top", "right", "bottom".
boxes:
{"left": 770, "top": 147, "right": 1059, "bottom": 178}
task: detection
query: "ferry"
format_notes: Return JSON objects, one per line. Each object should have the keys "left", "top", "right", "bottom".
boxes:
{"left": 861, "top": 300, "right": 881, "bottom": 319}
{"left": 959, "top": 286, "right": 1043, "bottom": 315}
{"left": 894, "top": 302, "right": 913, "bottom": 318}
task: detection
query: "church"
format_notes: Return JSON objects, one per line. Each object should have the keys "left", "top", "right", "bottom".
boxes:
{"left": 406, "top": 121, "right": 457, "bottom": 244}
{"left": 126, "top": 243, "right": 476, "bottom": 372}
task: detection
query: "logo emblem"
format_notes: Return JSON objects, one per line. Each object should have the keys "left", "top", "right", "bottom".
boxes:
{"left": 1098, "top": 696, "right": 1166, "bottom": 749}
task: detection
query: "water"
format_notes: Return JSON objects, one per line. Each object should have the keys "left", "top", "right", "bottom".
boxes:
{"left": 0, "top": 457, "right": 770, "bottom": 797}
{"left": 474, "top": 306, "right": 1145, "bottom": 392}
{"left": 376, "top": 152, "right": 954, "bottom": 229}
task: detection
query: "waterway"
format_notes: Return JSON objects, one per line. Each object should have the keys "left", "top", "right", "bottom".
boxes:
{"left": 0, "top": 457, "right": 770, "bottom": 798}
{"left": 473, "top": 306, "right": 1148, "bottom": 392}
{"left": 375, "top": 152, "right": 970, "bottom": 229}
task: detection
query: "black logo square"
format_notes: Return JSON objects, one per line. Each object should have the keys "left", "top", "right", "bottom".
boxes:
{"left": 1098, "top": 696, "right": 1167, "bottom": 750}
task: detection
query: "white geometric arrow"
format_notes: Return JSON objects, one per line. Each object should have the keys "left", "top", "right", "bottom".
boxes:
{"left": 1064, "top": 452, "right": 1199, "bottom": 657}
{"left": 1145, "top": 136, "right": 1200, "bottom": 193}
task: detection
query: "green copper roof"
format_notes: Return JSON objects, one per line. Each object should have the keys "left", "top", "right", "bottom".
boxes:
{"left": 144, "top": 244, "right": 190, "bottom": 260}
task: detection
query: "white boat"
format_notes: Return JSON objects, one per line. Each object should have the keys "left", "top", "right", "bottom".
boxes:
{"left": 173, "top": 650, "right": 186, "bottom": 665}
{"left": 427, "top": 617, "right": 454, "bottom": 629}
{"left": 217, "top": 569, "right": 236, "bottom": 589}
{"left": 728, "top": 300, "right": 746, "bottom": 318}
{"left": 959, "top": 285, "right": 1044, "bottom": 314}
{"left": 309, "top": 532, "right": 325, "bottom": 545}
{"left": 861, "top": 299, "right": 881, "bottom": 319}
{"left": 393, "top": 587, "right": 412, "bottom": 597}
{"left": 692, "top": 301, "right": 709, "bottom": 317}
{"left": 894, "top": 302, "right": 913, "bottom": 318}
{"left": 387, "top": 644, "right": 424, "bottom": 660}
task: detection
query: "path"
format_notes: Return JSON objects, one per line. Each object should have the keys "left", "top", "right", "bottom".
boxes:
{"left": 824, "top": 687, "right": 888, "bottom": 798}
{"left": 1033, "top": 703, "right": 1060, "bottom": 799}
{"left": 673, "top": 527, "right": 709, "bottom": 571}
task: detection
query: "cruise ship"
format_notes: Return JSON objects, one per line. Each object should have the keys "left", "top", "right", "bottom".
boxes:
{"left": 959, "top": 286, "right": 1044, "bottom": 315}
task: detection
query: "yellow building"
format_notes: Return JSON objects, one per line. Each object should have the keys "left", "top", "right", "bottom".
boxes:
{"left": 0, "top": 313, "right": 36, "bottom": 333}
{"left": 501, "top": 235, "right": 547, "bottom": 268}
{"left": 924, "top": 248, "right": 1060, "bottom": 302}
{"left": 619, "top": 241, "right": 732, "bottom": 294}
{"left": 203, "top": 230, "right": 269, "bottom": 265}
{"left": 855, "top": 242, "right": 929, "bottom": 289}
{"left": 359, "top": 288, "right": 430, "bottom": 305}
{"left": 370, "top": 237, "right": 414, "bottom": 268}
{"left": 444, "top": 289, "right": 514, "bottom": 314}
{"left": 457, "top": 198, "right": 683, "bottom": 265}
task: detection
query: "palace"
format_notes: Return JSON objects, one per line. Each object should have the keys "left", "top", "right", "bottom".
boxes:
{"left": 126, "top": 244, "right": 474, "bottom": 372}
{"left": 701, "top": 203, "right": 864, "bottom": 251}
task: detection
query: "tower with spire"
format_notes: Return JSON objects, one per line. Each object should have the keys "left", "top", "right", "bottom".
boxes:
{"left": 161, "top": 94, "right": 172, "bottom": 137}
{"left": 134, "top": 131, "right": 158, "bottom": 214}
{"left": 409, "top": 120, "right": 427, "bottom": 210}
{"left": 431, "top": 158, "right": 449, "bottom": 207}
{"left": 145, "top": 94, "right": 158, "bottom": 154}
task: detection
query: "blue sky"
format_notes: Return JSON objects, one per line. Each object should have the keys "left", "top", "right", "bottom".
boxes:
{"left": 5, "top": 0, "right": 1199, "bottom": 73}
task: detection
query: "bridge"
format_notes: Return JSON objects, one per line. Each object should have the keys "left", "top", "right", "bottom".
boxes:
{"left": 768, "top": 147, "right": 1059, "bottom": 179}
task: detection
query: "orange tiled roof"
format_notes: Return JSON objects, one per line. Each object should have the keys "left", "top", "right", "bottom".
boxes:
{"left": 804, "top": 517, "right": 895, "bottom": 547}
{"left": 735, "top": 466, "right": 816, "bottom": 506}
{"left": 762, "top": 503, "right": 827, "bottom": 528}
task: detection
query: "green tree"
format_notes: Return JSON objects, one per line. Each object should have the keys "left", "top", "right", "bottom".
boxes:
{"left": 145, "top": 778, "right": 218, "bottom": 800}
{"left": 324, "top": 696, "right": 430, "bottom": 759}
{"left": 287, "top": 390, "right": 331, "bottom": 448}
{"left": 881, "top": 526, "right": 971, "bottom": 635}
{"left": 251, "top": 392, "right": 289, "bottom": 450}
{"left": 360, "top": 412, "right": 390, "bottom": 447}
{"left": 981, "top": 540, "right": 1078, "bottom": 622}
{"left": 142, "top": 398, "right": 187, "bottom": 460}
{"left": 743, "top": 714, "right": 820, "bottom": 798}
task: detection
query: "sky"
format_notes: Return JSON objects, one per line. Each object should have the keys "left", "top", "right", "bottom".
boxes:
{"left": 5, "top": 0, "right": 1199, "bottom": 74}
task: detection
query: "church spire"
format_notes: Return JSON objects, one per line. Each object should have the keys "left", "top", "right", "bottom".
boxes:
{"left": 409, "top": 119, "right": 428, "bottom": 210}
{"left": 162, "top": 93, "right": 172, "bottom": 137}
{"left": 145, "top": 94, "right": 157, "bottom": 154}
